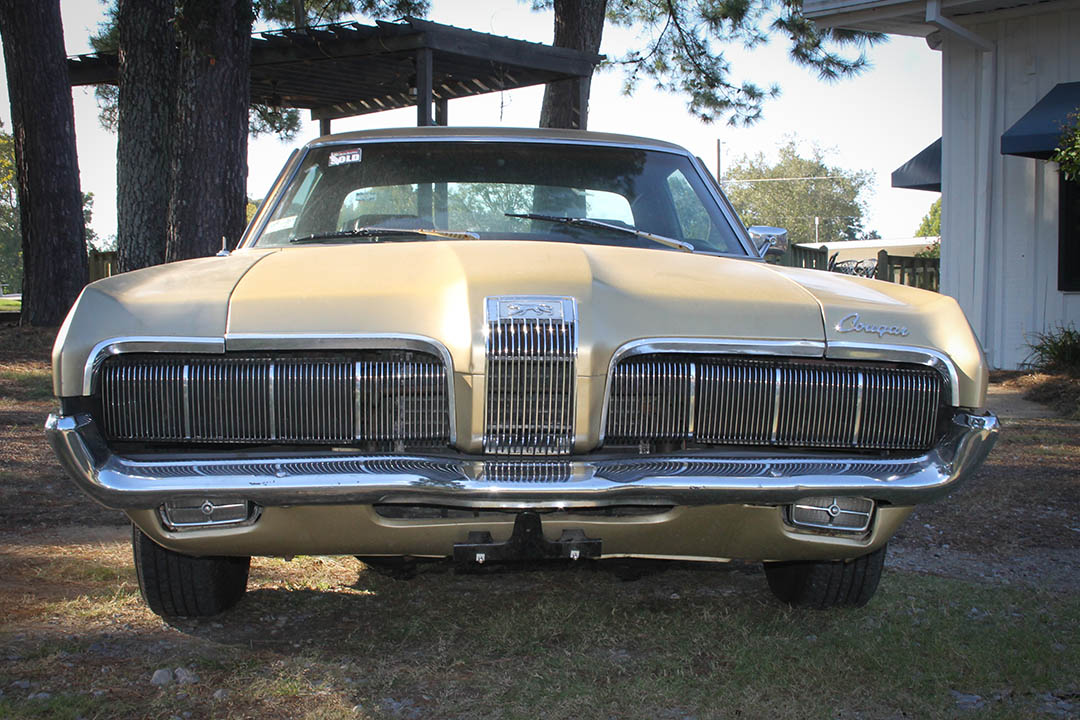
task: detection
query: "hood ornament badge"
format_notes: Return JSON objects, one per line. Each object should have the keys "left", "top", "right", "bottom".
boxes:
{"left": 835, "top": 312, "right": 910, "bottom": 338}
{"left": 487, "top": 296, "right": 576, "bottom": 323}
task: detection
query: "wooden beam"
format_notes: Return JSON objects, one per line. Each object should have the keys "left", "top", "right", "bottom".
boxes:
{"left": 319, "top": 117, "right": 331, "bottom": 136}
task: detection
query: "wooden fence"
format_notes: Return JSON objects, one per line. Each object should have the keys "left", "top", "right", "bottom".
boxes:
{"left": 88, "top": 251, "right": 116, "bottom": 282}
{"left": 777, "top": 244, "right": 940, "bottom": 293}
{"left": 776, "top": 243, "right": 829, "bottom": 270}
{"left": 874, "top": 249, "right": 940, "bottom": 292}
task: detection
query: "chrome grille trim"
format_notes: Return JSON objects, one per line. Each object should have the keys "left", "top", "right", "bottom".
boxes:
{"left": 483, "top": 296, "right": 577, "bottom": 455}
{"left": 604, "top": 356, "right": 945, "bottom": 451}
{"left": 99, "top": 352, "right": 450, "bottom": 446}
{"left": 356, "top": 358, "right": 450, "bottom": 442}
{"left": 605, "top": 358, "right": 692, "bottom": 442}
{"left": 481, "top": 461, "right": 574, "bottom": 484}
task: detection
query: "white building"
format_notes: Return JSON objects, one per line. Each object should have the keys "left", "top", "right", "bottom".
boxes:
{"left": 804, "top": 0, "right": 1080, "bottom": 369}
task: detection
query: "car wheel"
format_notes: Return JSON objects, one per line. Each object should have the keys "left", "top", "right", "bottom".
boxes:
{"left": 132, "top": 525, "right": 250, "bottom": 618}
{"left": 763, "top": 544, "right": 886, "bottom": 609}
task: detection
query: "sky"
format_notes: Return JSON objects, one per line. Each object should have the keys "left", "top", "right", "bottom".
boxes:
{"left": 0, "top": 0, "right": 943, "bottom": 243}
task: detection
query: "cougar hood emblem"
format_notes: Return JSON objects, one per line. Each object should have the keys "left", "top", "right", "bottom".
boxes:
{"left": 506, "top": 302, "right": 554, "bottom": 318}
{"left": 835, "top": 312, "right": 909, "bottom": 338}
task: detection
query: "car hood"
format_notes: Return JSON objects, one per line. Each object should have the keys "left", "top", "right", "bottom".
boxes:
{"left": 54, "top": 240, "right": 986, "bottom": 407}
{"left": 224, "top": 241, "right": 825, "bottom": 375}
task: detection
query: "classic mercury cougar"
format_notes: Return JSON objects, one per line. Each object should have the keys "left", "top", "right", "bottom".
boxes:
{"left": 46, "top": 127, "right": 998, "bottom": 617}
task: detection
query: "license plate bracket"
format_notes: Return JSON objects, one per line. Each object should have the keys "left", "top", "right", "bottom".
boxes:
{"left": 452, "top": 512, "right": 601, "bottom": 564}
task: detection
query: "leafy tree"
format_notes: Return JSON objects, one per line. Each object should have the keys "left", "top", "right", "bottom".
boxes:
{"left": 0, "top": 0, "right": 89, "bottom": 325}
{"left": 535, "top": 0, "right": 885, "bottom": 128}
{"left": 723, "top": 139, "right": 873, "bottom": 245}
{"left": 915, "top": 197, "right": 941, "bottom": 237}
{"left": 0, "top": 123, "right": 19, "bottom": 293}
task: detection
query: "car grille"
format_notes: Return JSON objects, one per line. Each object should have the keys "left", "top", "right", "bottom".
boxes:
{"left": 605, "top": 356, "right": 944, "bottom": 451}
{"left": 98, "top": 352, "right": 451, "bottom": 446}
{"left": 483, "top": 299, "right": 577, "bottom": 455}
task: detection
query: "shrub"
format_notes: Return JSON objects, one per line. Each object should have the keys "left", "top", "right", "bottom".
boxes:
{"left": 914, "top": 241, "right": 940, "bottom": 259}
{"left": 1023, "top": 323, "right": 1080, "bottom": 375}
{"left": 1051, "top": 109, "right": 1080, "bottom": 181}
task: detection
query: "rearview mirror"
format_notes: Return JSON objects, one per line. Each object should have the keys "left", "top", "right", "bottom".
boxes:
{"left": 748, "top": 226, "right": 789, "bottom": 258}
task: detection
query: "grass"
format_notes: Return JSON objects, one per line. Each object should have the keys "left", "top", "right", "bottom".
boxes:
{"left": 0, "top": 298, "right": 20, "bottom": 313}
{"left": 0, "top": 364, "right": 53, "bottom": 401}
{"left": 1, "top": 540, "right": 1077, "bottom": 720}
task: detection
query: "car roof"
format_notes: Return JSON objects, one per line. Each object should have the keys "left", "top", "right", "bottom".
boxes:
{"left": 307, "top": 126, "right": 690, "bottom": 153}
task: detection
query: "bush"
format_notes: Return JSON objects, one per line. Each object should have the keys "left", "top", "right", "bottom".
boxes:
{"left": 914, "top": 241, "right": 940, "bottom": 258}
{"left": 1051, "top": 110, "right": 1080, "bottom": 181}
{"left": 1024, "top": 323, "right": 1080, "bottom": 375}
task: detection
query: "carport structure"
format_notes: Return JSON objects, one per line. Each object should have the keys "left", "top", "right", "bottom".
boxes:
{"left": 66, "top": 16, "right": 603, "bottom": 132}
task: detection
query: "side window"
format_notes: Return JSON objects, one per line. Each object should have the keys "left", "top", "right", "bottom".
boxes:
{"left": 1061, "top": 177, "right": 1080, "bottom": 292}
{"left": 666, "top": 170, "right": 712, "bottom": 241}
{"left": 260, "top": 164, "right": 320, "bottom": 242}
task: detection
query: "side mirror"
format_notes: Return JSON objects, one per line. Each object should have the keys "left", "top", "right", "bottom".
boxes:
{"left": 748, "top": 226, "right": 789, "bottom": 258}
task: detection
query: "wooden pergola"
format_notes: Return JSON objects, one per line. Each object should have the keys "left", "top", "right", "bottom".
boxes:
{"left": 67, "top": 17, "right": 604, "bottom": 133}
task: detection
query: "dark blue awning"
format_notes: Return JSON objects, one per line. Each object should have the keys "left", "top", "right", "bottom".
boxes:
{"left": 1001, "top": 82, "right": 1080, "bottom": 160}
{"left": 891, "top": 138, "right": 941, "bottom": 192}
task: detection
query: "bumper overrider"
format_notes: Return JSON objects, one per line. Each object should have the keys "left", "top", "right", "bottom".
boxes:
{"left": 46, "top": 411, "right": 998, "bottom": 512}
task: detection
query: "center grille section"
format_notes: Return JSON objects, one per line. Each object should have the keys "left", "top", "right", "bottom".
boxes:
{"left": 484, "top": 296, "right": 577, "bottom": 455}
{"left": 606, "top": 356, "right": 944, "bottom": 451}
{"left": 99, "top": 352, "right": 450, "bottom": 446}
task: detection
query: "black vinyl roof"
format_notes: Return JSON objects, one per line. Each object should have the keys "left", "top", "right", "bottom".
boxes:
{"left": 1001, "top": 82, "right": 1080, "bottom": 160}
{"left": 891, "top": 137, "right": 941, "bottom": 192}
{"left": 67, "top": 17, "right": 603, "bottom": 123}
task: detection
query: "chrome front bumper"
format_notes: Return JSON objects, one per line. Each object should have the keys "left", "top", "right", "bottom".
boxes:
{"left": 45, "top": 412, "right": 998, "bottom": 511}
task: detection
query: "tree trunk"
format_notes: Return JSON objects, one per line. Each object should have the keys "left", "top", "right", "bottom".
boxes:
{"left": 539, "top": 0, "right": 606, "bottom": 129}
{"left": 0, "top": 0, "right": 89, "bottom": 326}
{"left": 116, "top": 0, "right": 175, "bottom": 273}
{"left": 166, "top": 0, "right": 252, "bottom": 263}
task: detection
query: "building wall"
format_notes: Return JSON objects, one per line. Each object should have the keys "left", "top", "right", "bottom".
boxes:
{"left": 941, "top": 7, "right": 1080, "bottom": 369}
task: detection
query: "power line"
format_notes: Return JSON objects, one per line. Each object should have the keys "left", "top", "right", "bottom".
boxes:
{"left": 720, "top": 175, "right": 846, "bottom": 184}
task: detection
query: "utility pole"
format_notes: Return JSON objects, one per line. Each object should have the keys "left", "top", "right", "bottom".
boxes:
{"left": 716, "top": 139, "right": 723, "bottom": 181}
{"left": 815, "top": 216, "right": 820, "bottom": 243}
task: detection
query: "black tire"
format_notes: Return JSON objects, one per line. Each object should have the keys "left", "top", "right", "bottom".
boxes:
{"left": 132, "top": 525, "right": 250, "bottom": 618}
{"left": 763, "top": 544, "right": 886, "bottom": 609}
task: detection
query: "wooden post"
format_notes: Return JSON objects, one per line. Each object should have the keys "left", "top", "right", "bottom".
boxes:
{"left": 574, "top": 76, "right": 589, "bottom": 130}
{"left": 415, "top": 48, "right": 433, "bottom": 127}
{"left": 876, "top": 249, "right": 889, "bottom": 282}
{"left": 433, "top": 96, "right": 448, "bottom": 227}
{"left": 319, "top": 118, "right": 331, "bottom": 136}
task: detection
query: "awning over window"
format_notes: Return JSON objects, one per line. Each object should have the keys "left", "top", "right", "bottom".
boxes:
{"left": 1001, "top": 82, "right": 1080, "bottom": 160}
{"left": 891, "top": 138, "right": 941, "bottom": 192}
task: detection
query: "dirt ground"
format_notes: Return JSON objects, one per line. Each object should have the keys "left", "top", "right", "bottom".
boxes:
{"left": 1, "top": 322, "right": 1078, "bottom": 718}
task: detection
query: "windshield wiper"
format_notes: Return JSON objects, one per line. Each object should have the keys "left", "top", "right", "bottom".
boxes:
{"left": 289, "top": 227, "right": 480, "bottom": 244}
{"left": 504, "top": 213, "right": 694, "bottom": 253}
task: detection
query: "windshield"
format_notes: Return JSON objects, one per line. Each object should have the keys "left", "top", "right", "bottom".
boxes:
{"left": 252, "top": 140, "right": 746, "bottom": 255}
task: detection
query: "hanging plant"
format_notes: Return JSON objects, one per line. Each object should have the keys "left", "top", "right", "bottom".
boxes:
{"left": 1052, "top": 109, "right": 1080, "bottom": 181}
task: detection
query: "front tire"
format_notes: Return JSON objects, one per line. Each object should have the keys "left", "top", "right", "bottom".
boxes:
{"left": 763, "top": 545, "right": 886, "bottom": 609}
{"left": 132, "top": 525, "right": 250, "bottom": 618}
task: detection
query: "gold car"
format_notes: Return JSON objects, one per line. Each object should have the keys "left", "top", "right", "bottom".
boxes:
{"left": 46, "top": 127, "right": 997, "bottom": 617}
